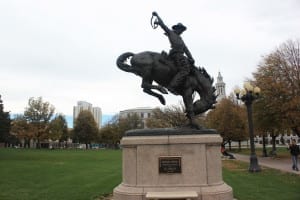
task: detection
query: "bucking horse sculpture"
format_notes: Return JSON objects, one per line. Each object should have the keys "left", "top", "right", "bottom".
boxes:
{"left": 117, "top": 12, "right": 217, "bottom": 129}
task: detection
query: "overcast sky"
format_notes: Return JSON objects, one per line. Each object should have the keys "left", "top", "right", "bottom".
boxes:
{"left": 1, "top": 0, "right": 300, "bottom": 117}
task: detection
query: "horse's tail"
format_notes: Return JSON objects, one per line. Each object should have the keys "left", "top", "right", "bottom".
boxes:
{"left": 192, "top": 67, "right": 217, "bottom": 115}
{"left": 116, "top": 52, "right": 137, "bottom": 74}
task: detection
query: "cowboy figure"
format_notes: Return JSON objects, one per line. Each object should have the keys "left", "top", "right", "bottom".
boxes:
{"left": 152, "top": 12, "right": 195, "bottom": 93}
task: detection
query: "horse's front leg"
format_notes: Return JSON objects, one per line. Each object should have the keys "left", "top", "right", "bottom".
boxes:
{"left": 183, "top": 88, "right": 201, "bottom": 129}
{"left": 142, "top": 79, "right": 166, "bottom": 105}
{"left": 143, "top": 82, "right": 168, "bottom": 94}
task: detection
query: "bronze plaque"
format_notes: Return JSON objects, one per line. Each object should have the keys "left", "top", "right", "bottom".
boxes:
{"left": 159, "top": 156, "right": 181, "bottom": 174}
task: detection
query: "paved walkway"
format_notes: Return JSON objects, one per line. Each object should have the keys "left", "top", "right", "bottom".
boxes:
{"left": 233, "top": 154, "right": 300, "bottom": 175}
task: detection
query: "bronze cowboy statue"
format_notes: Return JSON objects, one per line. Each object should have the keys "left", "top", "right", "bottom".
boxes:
{"left": 117, "top": 12, "right": 217, "bottom": 129}
{"left": 152, "top": 11, "right": 195, "bottom": 94}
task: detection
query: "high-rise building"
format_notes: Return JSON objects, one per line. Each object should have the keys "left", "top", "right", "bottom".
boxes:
{"left": 73, "top": 101, "right": 102, "bottom": 129}
{"left": 215, "top": 71, "right": 226, "bottom": 101}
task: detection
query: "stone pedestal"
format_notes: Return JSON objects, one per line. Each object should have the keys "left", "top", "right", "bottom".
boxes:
{"left": 113, "top": 128, "right": 233, "bottom": 200}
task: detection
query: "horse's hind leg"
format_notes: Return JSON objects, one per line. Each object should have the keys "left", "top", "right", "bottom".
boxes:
{"left": 142, "top": 79, "right": 166, "bottom": 105}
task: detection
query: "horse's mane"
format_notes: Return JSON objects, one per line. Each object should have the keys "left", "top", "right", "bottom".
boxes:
{"left": 193, "top": 66, "right": 214, "bottom": 84}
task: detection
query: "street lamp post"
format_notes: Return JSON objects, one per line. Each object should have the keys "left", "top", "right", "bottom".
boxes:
{"left": 234, "top": 82, "right": 261, "bottom": 172}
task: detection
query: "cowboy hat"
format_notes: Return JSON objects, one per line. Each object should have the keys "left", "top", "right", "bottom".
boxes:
{"left": 172, "top": 23, "right": 187, "bottom": 32}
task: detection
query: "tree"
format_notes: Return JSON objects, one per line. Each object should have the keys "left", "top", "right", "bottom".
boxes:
{"left": 253, "top": 39, "right": 300, "bottom": 136}
{"left": 99, "top": 122, "right": 119, "bottom": 148}
{"left": 73, "top": 110, "right": 99, "bottom": 149}
{"left": 205, "top": 98, "right": 248, "bottom": 150}
{"left": 118, "top": 113, "right": 143, "bottom": 132}
{"left": 11, "top": 115, "right": 34, "bottom": 148}
{"left": 100, "top": 114, "right": 143, "bottom": 147}
{"left": 100, "top": 114, "right": 144, "bottom": 147}
{"left": 252, "top": 94, "right": 283, "bottom": 156}
{"left": 146, "top": 105, "right": 188, "bottom": 128}
{"left": 24, "top": 97, "right": 55, "bottom": 148}
{"left": 49, "top": 114, "right": 69, "bottom": 143}
{"left": 0, "top": 95, "right": 11, "bottom": 147}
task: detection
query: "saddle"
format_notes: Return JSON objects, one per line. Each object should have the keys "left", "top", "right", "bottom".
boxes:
{"left": 159, "top": 51, "right": 196, "bottom": 73}
{"left": 158, "top": 51, "right": 173, "bottom": 66}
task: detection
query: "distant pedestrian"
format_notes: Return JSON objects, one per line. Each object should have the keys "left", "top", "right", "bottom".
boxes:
{"left": 288, "top": 139, "right": 299, "bottom": 171}
{"left": 221, "top": 143, "right": 235, "bottom": 159}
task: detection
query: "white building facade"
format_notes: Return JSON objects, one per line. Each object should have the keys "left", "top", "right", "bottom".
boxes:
{"left": 73, "top": 101, "right": 102, "bottom": 129}
{"left": 119, "top": 107, "right": 154, "bottom": 128}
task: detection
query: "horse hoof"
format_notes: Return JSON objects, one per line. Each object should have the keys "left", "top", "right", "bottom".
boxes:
{"left": 159, "top": 97, "right": 166, "bottom": 105}
{"left": 189, "top": 120, "right": 203, "bottom": 130}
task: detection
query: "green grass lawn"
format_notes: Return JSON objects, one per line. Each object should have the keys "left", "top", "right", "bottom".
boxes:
{"left": 0, "top": 148, "right": 299, "bottom": 200}
{"left": 229, "top": 146, "right": 291, "bottom": 158}
{"left": 223, "top": 160, "right": 300, "bottom": 200}
{"left": 0, "top": 149, "right": 121, "bottom": 200}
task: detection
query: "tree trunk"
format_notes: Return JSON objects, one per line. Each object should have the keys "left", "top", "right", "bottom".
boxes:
{"left": 25, "top": 139, "right": 30, "bottom": 148}
{"left": 36, "top": 139, "right": 41, "bottom": 149}
{"left": 238, "top": 140, "right": 241, "bottom": 151}
{"left": 270, "top": 133, "right": 277, "bottom": 156}
{"left": 262, "top": 135, "right": 268, "bottom": 157}
{"left": 228, "top": 140, "right": 232, "bottom": 150}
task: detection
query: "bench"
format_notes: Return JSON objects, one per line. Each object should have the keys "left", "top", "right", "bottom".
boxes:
{"left": 146, "top": 191, "right": 198, "bottom": 200}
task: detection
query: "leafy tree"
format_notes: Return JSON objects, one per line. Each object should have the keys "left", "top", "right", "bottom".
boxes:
{"left": 99, "top": 122, "right": 119, "bottom": 147}
{"left": 11, "top": 115, "right": 34, "bottom": 148}
{"left": 118, "top": 113, "right": 143, "bottom": 132}
{"left": 0, "top": 96, "right": 11, "bottom": 146}
{"left": 49, "top": 114, "right": 69, "bottom": 142}
{"left": 252, "top": 39, "right": 300, "bottom": 155}
{"left": 73, "top": 110, "right": 99, "bottom": 149}
{"left": 146, "top": 105, "right": 188, "bottom": 128}
{"left": 253, "top": 94, "right": 283, "bottom": 156}
{"left": 24, "top": 97, "right": 55, "bottom": 148}
{"left": 100, "top": 114, "right": 143, "bottom": 147}
{"left": 205, "top": 98, "right": 248, "bottom": 150}
{"left": 253, "top": 39, "right": 300, "bottom": 136}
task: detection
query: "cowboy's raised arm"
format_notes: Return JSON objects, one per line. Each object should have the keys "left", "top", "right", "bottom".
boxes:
{"left": 152, "top": 12, "right": 171, "bottom": 34}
